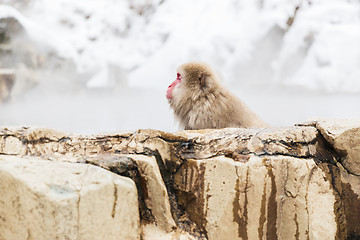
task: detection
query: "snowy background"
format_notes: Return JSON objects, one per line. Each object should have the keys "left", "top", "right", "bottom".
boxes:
{"left": 0, "top": 0, "right": 359, "bottom": 134}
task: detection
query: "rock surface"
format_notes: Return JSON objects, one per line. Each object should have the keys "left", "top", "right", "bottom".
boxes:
{"left": 309, "top": 119, "right": 360, "bottom": 175}
{"left": 0, "top": 119, "right": 359, "bottom": 239}
{"left": 0, "top": 155, "right": 140, "bottom": 240}
{"left": 174, "top": 155, "right": 337, "bottom": 240}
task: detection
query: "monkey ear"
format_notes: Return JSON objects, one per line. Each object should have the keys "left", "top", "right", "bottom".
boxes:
{"left": 199, "top": 73, "right": 206, "bottom": 88}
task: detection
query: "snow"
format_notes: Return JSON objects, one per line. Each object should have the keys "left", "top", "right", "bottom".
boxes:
{"left": 0, "top": 0, "right": 360, "bottom": 133}
{"left": 2, "top": 0, "right": 359, "bottom": 90}
{"left": 275, "top": 0, "right": 360, "bottom": 92}
{"left": 0, "top": 4, "right": 77, "bottom": 59}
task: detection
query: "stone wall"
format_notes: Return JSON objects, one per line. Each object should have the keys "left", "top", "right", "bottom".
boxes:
{"left": 0, "top": 119, "right": 359, "bottom": 239}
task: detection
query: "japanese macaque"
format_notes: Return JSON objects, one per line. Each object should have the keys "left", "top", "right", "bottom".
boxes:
{"left": 166, "top": 62, "right": 268, "bottom": 130}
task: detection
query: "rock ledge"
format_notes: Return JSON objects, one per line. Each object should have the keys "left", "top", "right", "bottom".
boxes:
{"left": 0, "top": 119, "right": 359, "bottom": 240}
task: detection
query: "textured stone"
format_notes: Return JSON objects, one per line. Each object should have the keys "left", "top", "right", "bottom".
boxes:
{"left": 312, "top": 119, "right": 360, "bottom": 175}
{"left": 0, "top": 155, "right": 140, "bottom": 240}
{"left": 297, "top": 119, "right": 360, "bottom": 238}
{"left": 142, "top": 223, "right": 197, "bottom": 240}
{"left": 0, "top": 120, "right": 360, "bottom": 239}
{"left": 134, "top": 155, "right": 176, "bottom": 232}
{"left": 173, "top": 155, "right": 337, "bottom": 240}
{"left": 82, "top": 154, "right": 176, "bottom": 231}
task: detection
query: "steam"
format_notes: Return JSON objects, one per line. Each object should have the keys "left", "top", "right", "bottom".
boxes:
{"left": 0, "top": 0, "right": 359, "bottom": 134}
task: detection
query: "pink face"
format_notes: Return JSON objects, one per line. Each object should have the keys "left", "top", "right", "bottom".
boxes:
{"left": 166, "top": 73, "right": 182, "bottom": 99}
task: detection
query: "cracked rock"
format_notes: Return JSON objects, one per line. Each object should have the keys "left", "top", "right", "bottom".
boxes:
{"left": 173, "top": 155, "right": 337, "bottom": 240}
{"left": 0, "top": 120, "right": 360, "bottom": 239}
{"left": 312, "top": 119, "right": 360, "bottom": 175}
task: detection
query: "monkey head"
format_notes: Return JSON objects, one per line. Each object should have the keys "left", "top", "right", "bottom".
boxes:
{"left": 166, "top": 62, "right": 268, "bottom": 130}
{"left": 166, "top": 62, "right": 224, "bottom": 129}
{"left": 166, "top": 62, "right": 218, "bottom": 102}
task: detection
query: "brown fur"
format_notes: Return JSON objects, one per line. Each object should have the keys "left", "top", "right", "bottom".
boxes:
{"left": 167, "top": 62, "right": 268, "bottom": 130}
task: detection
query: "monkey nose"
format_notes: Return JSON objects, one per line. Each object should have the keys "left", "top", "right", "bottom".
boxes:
{"left": 168, "top": 82, "right": 175, "bottom": 88}
{"left": 166, "top": 92, "right": 172, "bottom": 99}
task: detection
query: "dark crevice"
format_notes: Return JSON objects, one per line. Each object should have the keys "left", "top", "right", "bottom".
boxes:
{"left": 109, "top": 145, "right": 206, "bottom": 238}
{"left": 261, "top": 138, "right": 317, "bottom": 146}
{"left": 0, "top": 153, "right": 18, "bottom": 156}
{"left": 137, "top": 148, "right": 207, "bottom": 239}
{"left": 86, "top": 135, "right": 132, "bottom": 141}
{"left": 343, "top": 182, "right": 360, "bottom": 239}
{"left": 156, "top": 136, "right": 192, "bottom": 144}
{"left": 86, "top": 156, "right": 156, "bottom": 224}
{"left": 111, "top": 183, "right": 118, "bottom": 218}
{"left": 314, "top": 129, "right": 360, "bottom": 177}
{"left": 312, "top": 130, "right": 358, "bottom": 239}
{"left": 347, "top": 234, "right": 360, "bottom": 240}
{"left": 192, "top": 151, "right": 315, "bottom": 163}
{"left": 313, "top": 131, "right": 343, "bottom": 164}
{"left": 21, "top": 137, "right": 59, "bottom": 144}
{"left": 255, "top": 152, "right": 313, "bottom": 159}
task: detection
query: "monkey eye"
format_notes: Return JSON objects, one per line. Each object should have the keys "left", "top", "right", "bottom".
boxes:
{"left": 177, "top": 73, "right": 182, "bottom": 81}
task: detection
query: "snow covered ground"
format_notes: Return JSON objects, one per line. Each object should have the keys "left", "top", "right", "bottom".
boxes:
{"left": 0, "top": 0, "right": 359, "bottom": 133}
